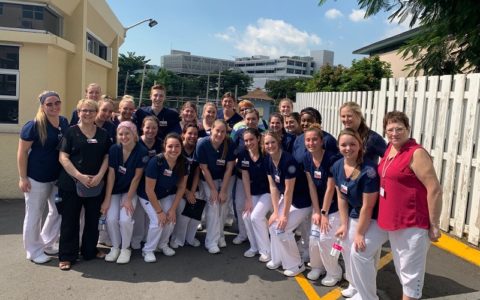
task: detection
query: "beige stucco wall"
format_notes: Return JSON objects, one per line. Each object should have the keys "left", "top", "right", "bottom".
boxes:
{"left": 377, "top": 50, "right": 418, "bottom": 78}
{"left": 0, "top": 0, "right": 124, "bottom": 198}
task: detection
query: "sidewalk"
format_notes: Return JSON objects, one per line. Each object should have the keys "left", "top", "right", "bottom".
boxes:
{"left": 1, "top": 199, "right": 479, "bottom": 300}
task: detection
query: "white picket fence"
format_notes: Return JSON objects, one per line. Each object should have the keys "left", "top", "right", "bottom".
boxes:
{"left": 294, "top": 74, "right": 480, "bottom": 247}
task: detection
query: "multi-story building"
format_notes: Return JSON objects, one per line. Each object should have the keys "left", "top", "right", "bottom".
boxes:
{"left": 234, "top": 50, "right": 334, "bottom": 88}
{"left": 0, "top": 0, "right": 124, "bottom": 198}
{"left": 161, "top": 50, "right": 235, "bottom": 75}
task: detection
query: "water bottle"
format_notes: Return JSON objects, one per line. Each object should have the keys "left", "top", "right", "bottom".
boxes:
{"left": 330, "top": 238, "right": 343, "bottom": 259}
{"left": 310, "top": 227, "right": 321, "bottom": 239}
{"left": 98, "top": 215, "right": 107, "bottom": 231}
{"left": 275, "top": 228, "right": 287, "bottom": 242}
{"left": 54, "top": 193, "right": 62, "bottom": 203}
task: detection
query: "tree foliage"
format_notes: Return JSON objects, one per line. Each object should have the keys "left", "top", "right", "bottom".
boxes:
{"left": 118, "top": 53, "right": 252, "bottom": 102}
{"left": 319, "top": 0, "right": 480, "bottom": 75}
{"left": 265, "top": 77, "right": 309, "bottom": 100}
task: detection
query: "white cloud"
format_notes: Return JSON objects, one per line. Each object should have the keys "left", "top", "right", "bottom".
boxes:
{"left": 349, "top": 9, "right": 367, "bottom": 22}
{"left": 215, "top": 18, "right": 321, "bottom": 58}
{"left": 383, "top": 14, "right": 419, "bottom": 38}
{"left": 325, "top": 8, "right": 343, "bottom": 19}
{"left": 214, "top": 26, "right": 236, "bottom": 41}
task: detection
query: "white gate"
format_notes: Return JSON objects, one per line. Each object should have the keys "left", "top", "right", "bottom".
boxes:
{"left": 295, "top": 74, "right": 480, "bottom": 246}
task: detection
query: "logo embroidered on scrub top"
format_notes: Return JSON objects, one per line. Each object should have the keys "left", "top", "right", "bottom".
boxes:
{"left": 142, "top": 156, "right": 150, "bottom": 163}
{"left": 366, "top": 167, "right": 377, "bottom": 179}
{"left": 287, "top": 165, "right": 296, "bottom": 175}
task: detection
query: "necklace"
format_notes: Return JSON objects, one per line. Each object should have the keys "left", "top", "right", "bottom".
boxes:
{"left": 344, "top": 162, "right": 358, "bottom": 181}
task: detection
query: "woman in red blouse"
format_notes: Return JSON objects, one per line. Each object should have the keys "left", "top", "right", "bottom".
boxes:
{"left": 378, "top": 111, "right": 442, "bottom": 300}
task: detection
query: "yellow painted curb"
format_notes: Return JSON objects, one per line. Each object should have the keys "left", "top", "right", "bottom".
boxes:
{"left": 434, "top": 234, "right": 480, "bottom": 267}
{"left": 295, "top": 273, "right": 321, "bottom": 300}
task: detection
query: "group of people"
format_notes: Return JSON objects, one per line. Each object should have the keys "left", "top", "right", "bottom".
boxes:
{"left": 18, "top": 83, "right": 442, "bottom": 300}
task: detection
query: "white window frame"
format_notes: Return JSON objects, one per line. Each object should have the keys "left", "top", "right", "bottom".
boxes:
{"left": 0, "top": 69, "right": 19, "bottom": 100}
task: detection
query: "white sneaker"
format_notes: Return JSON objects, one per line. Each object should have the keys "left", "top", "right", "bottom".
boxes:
{"left": 307, "top": 267, "right": 326, "bottom": 280}
{"left": 32, "top": 253, "right": 51, "bottom": 264}
{"left": 116, "top": 249, "right": 131, "bottom": 264}
{"left": 44, "top": 244, "right": 59, "bottom": 255}
{"left": 208, "top": 246, "right": 220, "bottom": 254}
{"left": 232, "top": 236, "right": 246, "bottom": 245}
{"left": 187, "top": 238, "right": 201, "bottom": 247}
{"left": 243, "top": 249, "right": 257, "bottom": 258}
{"left": 105, "top": 247, "right": 120, "bottom": 262}
{"left": 341, "top": 284, "right": 358, "bottom": 298}
{"left": 218, "top": 238, "right": 227, "bottom": 248}
{"left": 197, "top": 224, "right": 203, "bottom": 231}
{"left": 169, "top": 240, "right": 180, "bottom": 249}
{"left": 284, "top": 264, "right": 306, "bottom": 277}
{"left": 259, "top": 254, "right": 271, "bottom": 263}
{"left": 321, "top": 274, "right": 341, "bottom": 287}
{"left": 161, "top": 246, "right": 176, "bottom": 257}
{"left": 143, "top": 251, "right": 156, "bottom": 263}
{"left": 266, "top": 260, "right": 281, "bottom": 270}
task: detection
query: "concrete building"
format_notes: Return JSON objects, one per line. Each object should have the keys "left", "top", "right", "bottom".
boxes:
{"left": 0, "top": 0, "right": 124, "bottom": 198}
{"left": 234, "top": 50, "right": 334, "bottom": 89}
{"left": 161, "top": 50, "right": 235, "bottom": 75}
{"left": 353, "top": 28, "right": 421, "bottom": 77}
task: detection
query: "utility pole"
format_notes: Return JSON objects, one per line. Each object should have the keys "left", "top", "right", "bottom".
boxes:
{"left": 205, "top": 73, "right": 210, "bottom": 101}
{"left": 123, "top": 70, "right": 129, "bottom": 95}
{"left": 138, "top": 64, "right": 147, "bottom": 107}
{"left": 216, "top": 70, "right": 221, "bottom": 101}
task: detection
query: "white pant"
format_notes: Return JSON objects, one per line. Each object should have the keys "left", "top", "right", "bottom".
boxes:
{"left": 23, "top": 178, "right": 61, "bottom": 259}
{"left": 105, "top": 193, "right": 137, "bottom": 249}
{"left": 200, "top": 179, "right": 234, "bottom": 250}
{"left": 344, "top": 218, "right": 388, "bottom": 300}
{"left": 242, "top": 193, "right": 272, "bottom": 255}
{"left": 309, "top": 211, "right": 342, "bottom": 278}
{"left": 131, "top": 201, "right": 148, "bottom": 248}
{"left": 140, "top": 195, "right": 176, "bottom": 252}
{"left": 297, "top": 212, "right": 311, "bottom": 258}
{"left": 269, "top": 196, "right": 312, "bottom": 270}
{"left": 389, "top": 227, "right": 430, "bottom": 299}
{"left": 171, "top": 198, "right": 201, "bottom": 246}
{"left": 234, "top": 178, "right": 248, "bottom": 241}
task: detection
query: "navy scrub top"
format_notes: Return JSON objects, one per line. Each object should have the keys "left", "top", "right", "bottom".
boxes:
{"left": 134, "top": 106, "right": 181, "bottom": 139}
{"left": 237, "top": 148, "right": 270, "bottom": 195}
{"left": 292, "top": 131, "right": 339, "bottom": 165}
{"left": 194, "top": 136, "right": 236, "bottom": 181}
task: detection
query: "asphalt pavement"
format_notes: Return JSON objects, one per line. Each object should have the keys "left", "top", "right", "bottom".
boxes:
{"left": 0, "top": 199, "right": 479, "bottom": 300}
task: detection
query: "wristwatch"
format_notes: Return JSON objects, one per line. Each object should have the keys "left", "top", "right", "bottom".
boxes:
{"left": 320, "top": 209, "right": 327, "bottom": 216}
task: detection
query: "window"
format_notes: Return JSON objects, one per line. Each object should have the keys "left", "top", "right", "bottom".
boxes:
{"left": 87, "top": 33, "right": 109, "bottom": 61}
{"left": 0, "top": 46, "right": 19, "bottom": 124}
{"left": 0, "top": 3, "right": 61, "bottom": 35}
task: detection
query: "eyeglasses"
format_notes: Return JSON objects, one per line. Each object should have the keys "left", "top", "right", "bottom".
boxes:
{"left": 44, "top": 101, "right": 62, "bottom": 107}
{"left": 79, "top": 109, "right": 97, "bottom": 114}
{"left": 386, "top": 127, "right": 406, "bottom": 134}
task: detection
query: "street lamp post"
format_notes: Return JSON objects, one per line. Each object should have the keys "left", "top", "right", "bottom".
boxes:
{"left": 124, "top": 18, "right": 158, "bottom": 37}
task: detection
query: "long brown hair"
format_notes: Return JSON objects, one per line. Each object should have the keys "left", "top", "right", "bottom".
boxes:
{"left": 338, "top": 128, "right": 364, "bottom": 164}
{"left": 340, "top": 102, "right": 370, "bottom": 144}
{"left": 162, "top": 133, "right": 186, "bottom": 177}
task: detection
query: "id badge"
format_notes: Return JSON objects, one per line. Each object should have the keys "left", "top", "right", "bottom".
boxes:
{"left": 87, "top": 138, "right": 98, "bottom": 144}
{"left": 380, "top": 187, "right": 385, "bottom": 197}
{"left": 314, "top": 170, "right": 322, "bottom": 179}
{"left": 274, "top": 174, "right": 280, "bottom": 183}
{"left": 163, "top": 169, "right": 173, "bottom": 177}
{"left": 148, "top": 149, "right": 156, "bottom": 157}
{"left": 118, "top": 166, "right": 127, "bottom": 174}
{"left": 340, "top": 184, "right": 348, "bottom": 195}
{"left": 216, "top": 159, "right": 226, "bottom": 166}
{"left": 158, "top": 120, "right": 168, "bottom": 127}
{"left": 241, "top": 160, "right": 249, "bottom": 168}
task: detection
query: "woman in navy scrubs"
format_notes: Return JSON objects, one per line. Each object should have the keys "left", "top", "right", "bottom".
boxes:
{"left": 332, "top": 128, "right": 386, "bottom": 299}
{"left": 170, "top": 124, "right": 202, "bottom": 248}
{"left": 239, "top": 128, "right": 272, "bottom": 261}
{"left": 339, "top": 102, "right": 386, "bottom": 163}
{"left": 195, "top": 119, "right": 236, "bottom": 254}
{"left": 138, "top": 133, "right": 188, "bottom": 263}
{"left": 131, "top": 115, "right": 164, "bottom": 249}
{"left": 199, "top": 102, "right": 217, "bottom": 137}
{"left": 216, "top": 92, "right": 243, "bottom": 131}
{"left": 17, "top": 91, "right": 69, "bottom": 264}
{"left": 264, "top": 131, "right": 311, "bottom": 277}
{"left": 95, "top": 99, "right": 116, "bottom": 143}
{"left": 303, "top": 124, "right": 342, "bottom": 285}
{"left": 268, "top": 112, "right": 295, "bottom": 153}
{"left": 101, "top": 121, "right": 148, "bottom": 264}
{"left": 57, "top": 99, "right": 111, "bottom": 270}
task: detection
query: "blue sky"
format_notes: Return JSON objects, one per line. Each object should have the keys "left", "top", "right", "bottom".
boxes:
{"left": 106, "top": 0, "right": 411, "bottom": 67}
